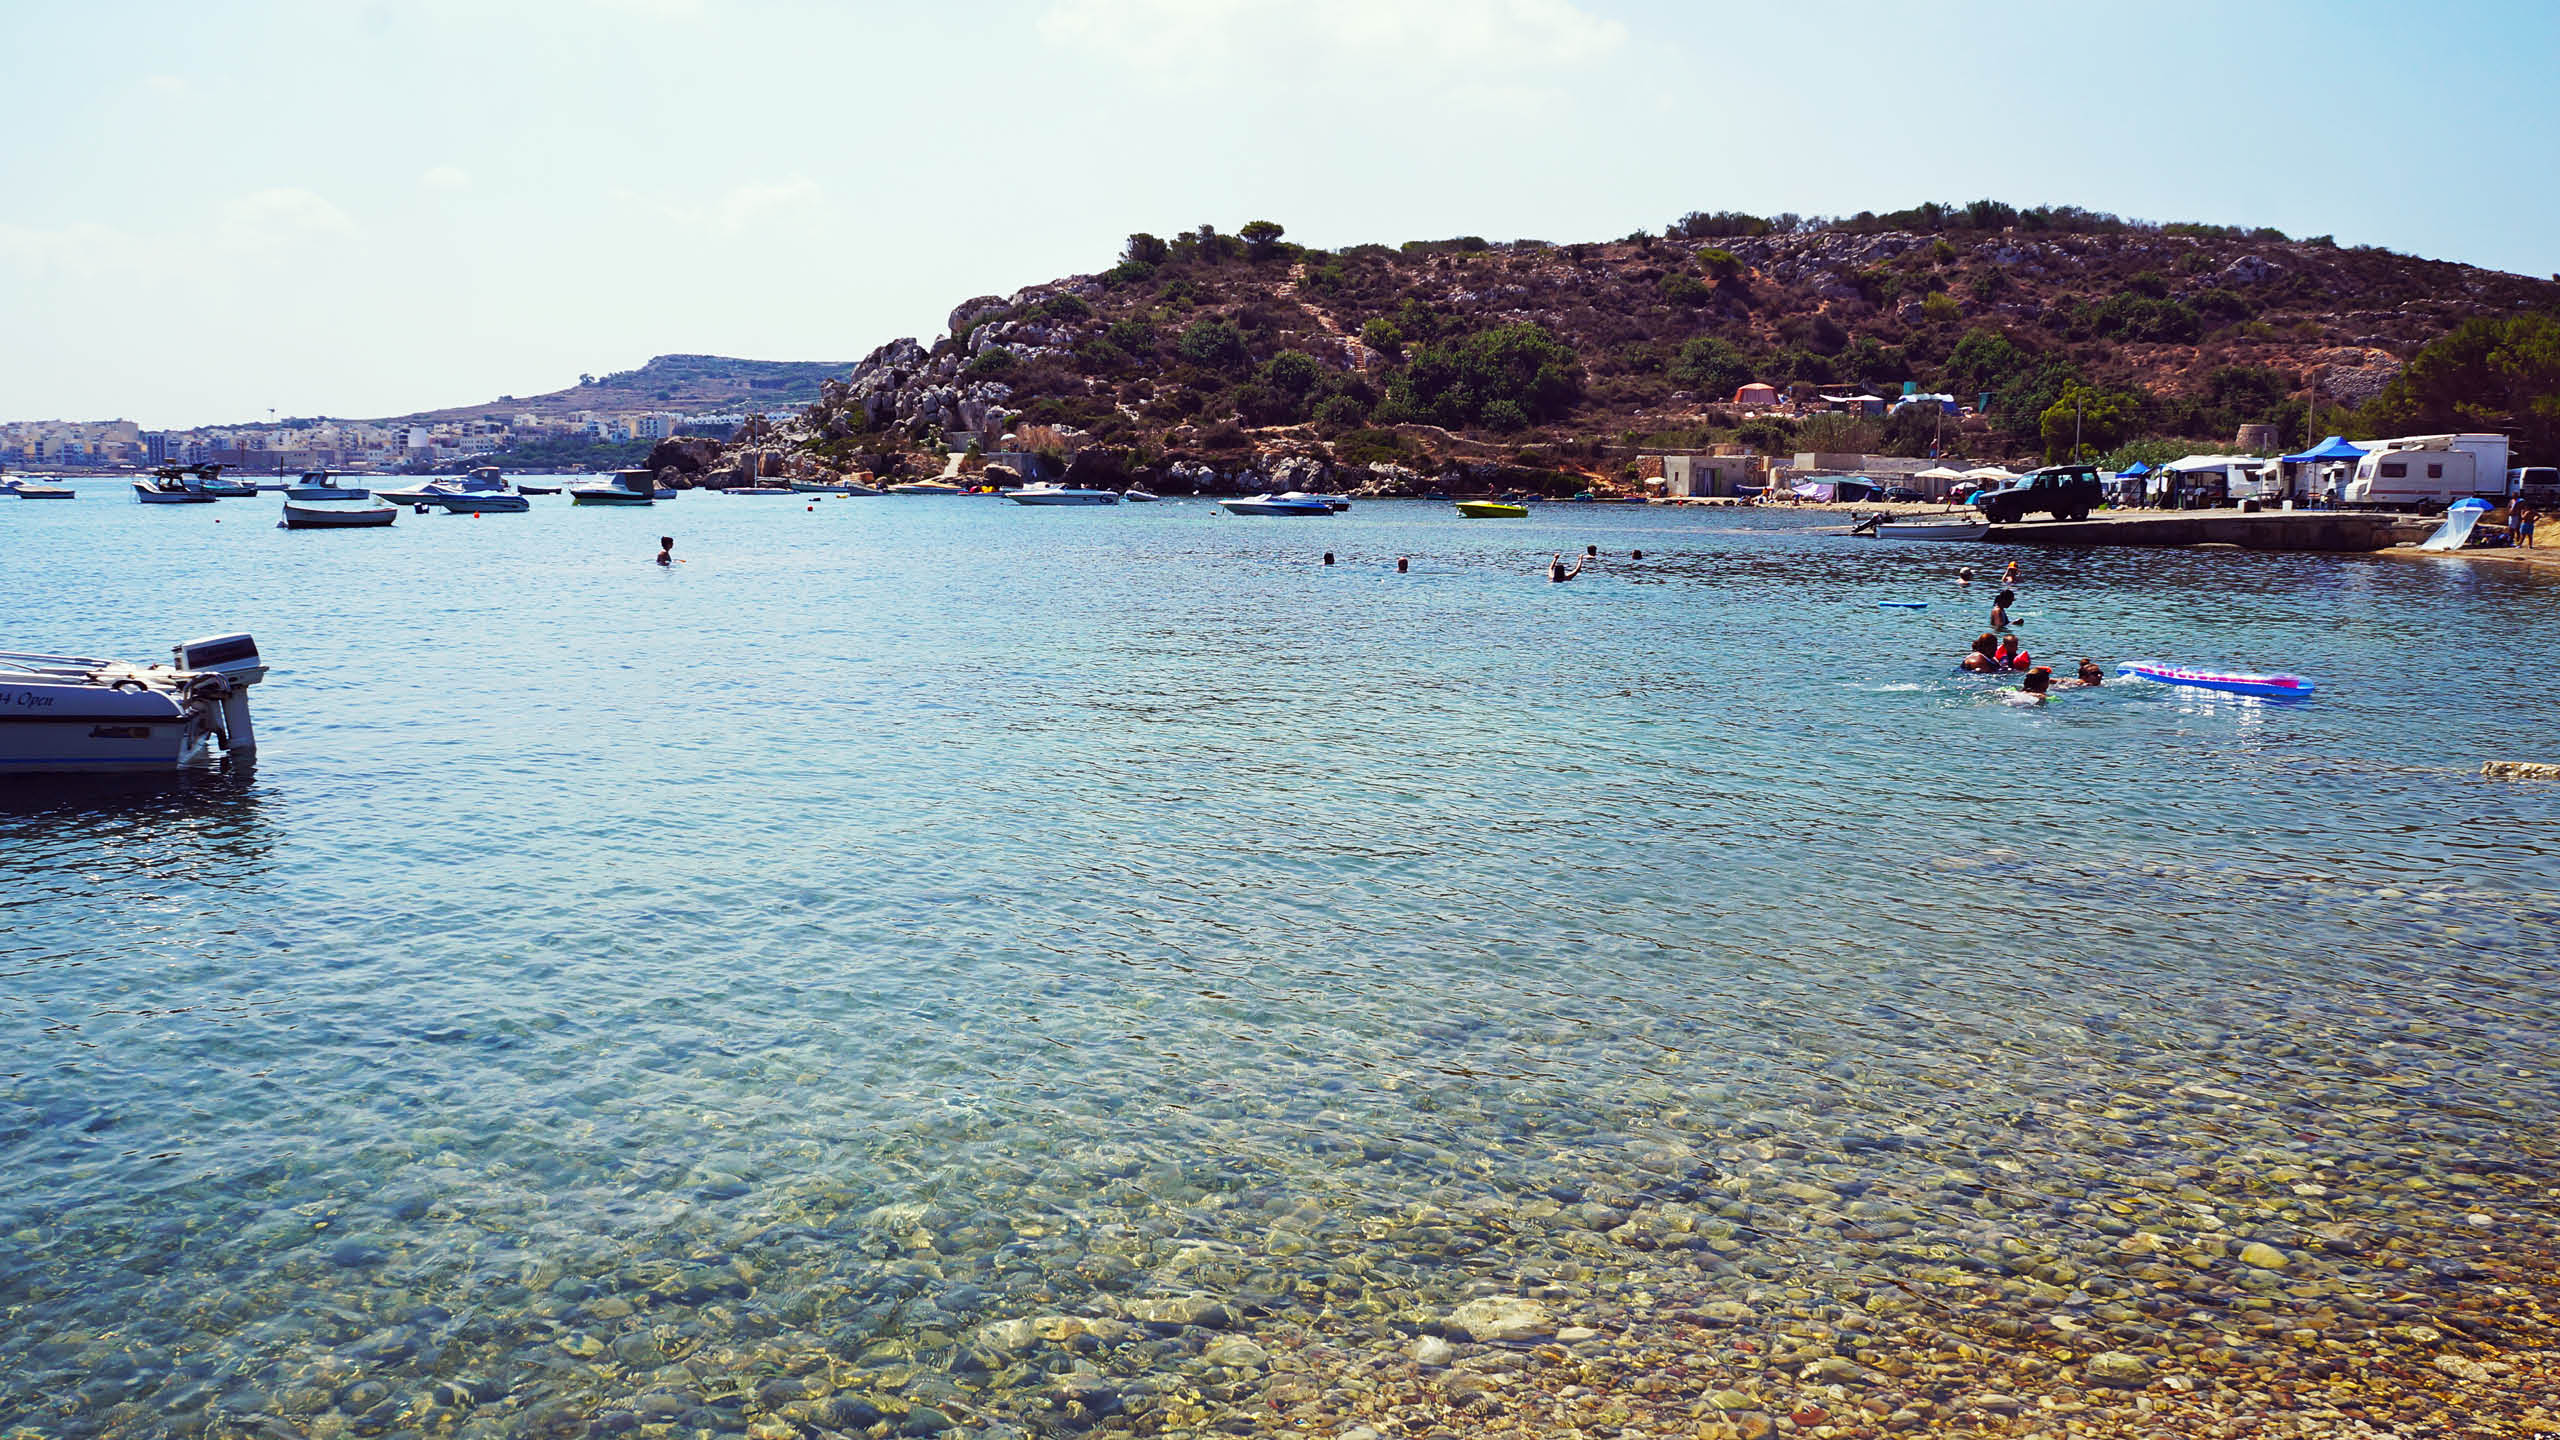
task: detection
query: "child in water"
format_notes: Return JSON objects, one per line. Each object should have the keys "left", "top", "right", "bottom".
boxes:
{"left": 2075, "top": 658, "right": 2104, "bottom": 686}
{"left": 655, "top": 536, "right": 676, "bottom": 567}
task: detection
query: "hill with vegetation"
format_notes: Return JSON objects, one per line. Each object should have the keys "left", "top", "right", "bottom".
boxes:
{"left": 788, "top": 203, "right": 2560, "bottom": 491}
{"left": 395, "top": 353, "right": 850, "bottom": 425}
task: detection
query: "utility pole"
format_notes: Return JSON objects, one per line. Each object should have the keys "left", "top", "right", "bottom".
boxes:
{"left": 2073, "top": 397, "right": 2083, "bottom": 464}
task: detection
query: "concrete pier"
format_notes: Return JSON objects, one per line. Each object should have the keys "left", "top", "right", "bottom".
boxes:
{"left": 1980, "top": 508, "right": 2430, "bottom": 552}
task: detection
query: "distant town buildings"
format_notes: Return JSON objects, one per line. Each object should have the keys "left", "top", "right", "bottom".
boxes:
{"left": 1, "top": 408, "right": 802, "bottom": 471}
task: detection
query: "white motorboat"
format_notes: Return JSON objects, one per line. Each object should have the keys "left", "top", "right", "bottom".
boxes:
{"left": 569, "top": 470, "right": 659, "bottom": 506}
{"left": 791, "top": 479, "right": 885, "bottom": 495}
{"left": 1220, "top": 493, "right": 1335, "bottom": 517}
{"left": 430, "top": 490, "right": 531, "bottom": 513}
{"left": 1007, "top": 483, "right": 1120, "bottom": 506}
{"left": 133, "top": 476, "right": 218, "bottom": 504}
{"left": 1121, "top": 488, "right": 1160, "bottom": 503}
{"left": 1875, "top": 520, "right": 1990, "bottom": 541}
{"left": 280, "top": 500, "right": 398, "bottom": 529}
{"left": 285, "top": 472, "right": 370, "bottom": 501}
{"left": 0, "top": 633, "right": 269, "bottom": 774}
{"left": 1281, "top": 491, "right": 1350, "bottom": 512}
{"left": 1, "top": 477, "right": 75, "bottom": 499}
{"left": 887, "top": 480, "right": 967, "bottom": 495}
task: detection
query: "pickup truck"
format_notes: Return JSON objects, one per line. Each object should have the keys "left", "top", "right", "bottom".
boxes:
{"left": 1973, "top": 463, "right": 2104, "bottom": 523}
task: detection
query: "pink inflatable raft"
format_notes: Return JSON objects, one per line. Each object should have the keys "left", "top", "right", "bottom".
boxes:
{"left": 2117, "top": 661, "right": 2316, "bottom": 699}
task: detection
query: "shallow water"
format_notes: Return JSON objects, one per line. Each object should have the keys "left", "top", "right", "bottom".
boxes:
{"left": 5, "top": 490, "right": 2560, "bottom": 1437}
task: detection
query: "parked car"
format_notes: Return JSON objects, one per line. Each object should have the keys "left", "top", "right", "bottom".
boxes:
{"left": 1974, "top": 464, "right": 2104, "bottom": 523}
{"left": 1880, "top": 485, "right": 1926, "bottom": 503}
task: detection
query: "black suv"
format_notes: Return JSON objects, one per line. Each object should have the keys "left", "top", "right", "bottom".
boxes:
{"left": 1974, "top": 463, "right": 2103, "bottom": 523}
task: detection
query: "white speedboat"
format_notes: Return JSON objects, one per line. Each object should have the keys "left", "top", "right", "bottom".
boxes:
{"left": 1220, "top": 493, "right": 1335, "bottom": 517}
{"left": 280, "top": 500, "right": 398, "bottom": 528}
{"left": 133, "top": 476, "right": 218, "bottom": 504}
{"left": 1121, "top": 488, "right": 1159, "bottom": 503}
{"left": 887, "top": 480, "right": 967, "bottom": 495}
{"left": 430, "top": 490, "right": 531, "bottom": 513}
{"left": 1875, "top": 520, "right": 1990, "bottom": 541}
{"left": 0, "top": 633, "right": 269, "bottom": 773}
{"left": 791, "top": 479, "right": 885, "bottom": 495}
{"left": 285, "top": 472, "right": 370, "bottom": 501}
{"left": 569, "top": 470, "right": 658, "bottom": 506}
{"left": 1280, "top": 491, "right": 1350, "bottom": 512}
{"left": 0, "top": 477, "right": 75, "bottom": 499}
{"left": 1007, "top": 483, "right": 1120, "bottom": 506}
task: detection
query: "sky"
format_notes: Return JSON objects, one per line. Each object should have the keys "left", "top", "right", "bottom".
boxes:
{"left": 5, "top": 0, "right": 2556, "bottom": 428}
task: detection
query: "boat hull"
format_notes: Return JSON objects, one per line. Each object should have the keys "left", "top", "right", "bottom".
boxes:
{"left": 133, "top": 483, "right": 217, "bottom": 504}
{"left": 1008, "top": 491, "right": 1119, "bottom": 506}
{"left": 1456, "top": 501, "right": 1528, "bottom": 518}
{"left": 284, "top": 486, "right": 371, "bottom": 501}
{"left": 1220, "top": 498, "right": 1333, "bottom": 516}
{"left": 431, "top": 494, "right": 531, "bottom": 513}
{"left": 569, "top": 488, "right": 655, "bottom": 505}
{"left": 1876, "top": 522, "right": 1989, "bottom": 541}
{"left": 281, "top": 502, "right": 397, "bottom": 528}
{"left": 0, "top": 682, "right": 213, "bottom": 772}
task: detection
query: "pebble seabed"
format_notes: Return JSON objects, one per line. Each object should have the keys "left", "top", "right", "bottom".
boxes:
{"left": 10, "top": 936, "right": 2560, "bottom": 1440}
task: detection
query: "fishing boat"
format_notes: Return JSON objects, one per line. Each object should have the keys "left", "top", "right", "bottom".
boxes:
{"left": 1874, "top": 520, "right": 1989, "bottom": 541}
{"left": 568, "top": 470, "right": 658, "bottom": 506}
{"left": 887, "top": 480, "right": 967, "bottom": 495}
{"left": 1221, "top": 493, "right": 1335, "bottom": 517}
{"left": 0, "top": 477, "right": 76, "bottom": 499}
{"left": 0, "top": 633, "right": 269, "bottom": 773}
{"left": 280, "top": 500, "right": 398, "bottom": 529}
{"left": 284, "top": 472, "right": 370, "bottom": 501}
{"left": 1007, "top": 483, "right": 1120, "bottom": 506}
{"left": 1456, "top": 500, "right": 1528, "bottom": 518}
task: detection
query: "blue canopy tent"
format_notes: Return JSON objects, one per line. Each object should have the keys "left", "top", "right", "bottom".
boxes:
{"left": 2277, "top": 435, "right": 2366, "bottom": 504}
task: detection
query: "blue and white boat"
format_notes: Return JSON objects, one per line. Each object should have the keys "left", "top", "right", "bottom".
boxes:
{"left": 284, "top": 472, "right": 370, "bottom": 501}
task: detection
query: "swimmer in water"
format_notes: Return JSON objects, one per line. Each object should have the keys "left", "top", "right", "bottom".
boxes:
{"left": 2075, "top": 658, "right": 2104, "bottom": 686}
{"left": 1396, "top": 556, "right": 1409, "bottom": 573}
{"left": 1548, "top": 553, "right": 1585, "bottom": 583}
{"left": 1957, "top": 566, "right": 1974, "bottom": 587}
{"left": 1988, "top": 597, "right": 2010, "bottom": 630}
{"left": 1962, "top": 633, "right": 2000, "bottom": 673}
{"left": 2019, "top": 665, "right": 2052, "bottom": 698}
{"left": 1322, "top": 552, "right": 1334, "bottom": 566}
{"left": 655, "top": 536, "right": 676, "bottom": 567}
{"left": 2002, "top": 559, "right": 2020, "bottom": 586}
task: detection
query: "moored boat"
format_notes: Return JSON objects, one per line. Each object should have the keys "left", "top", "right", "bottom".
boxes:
{"left": 0, "top": 633, "right": 269, "bottom": 773}
{"left": 1007, "top": 483, "right": 1120, "bottom": 506}
{"left": 280, "top": 500, "right": 398, "bottom": 529}
{"left": 285, "top": 472, "right": 370, "bottom": 501}
{"left": 790, "top": 478, "right": 884, "bottom": 495}
{"left": 886, "top": 480, "right": 967, "bottom": 495}
{"left": 569, "top": 470, "right": 659, "bottom": 505}
{"left": 1875, "top": 520, "right": 1989, "bottom": 541}
{"left": 1456, "top": 500, "right": 1528, "bottom": 518}
{"left": 1121, "top": 488, "right": 1160, "bottom": 503}
{"left": 133, "top": 476, "right": 218, "bottom": 504}
{"left": 430, "top": 491, "right": 531, "bottom": 513}
{"left": 1221, "top": 493, "right": 1335, "bottom": 517}
{"left": 0, "top": 477, "right": 76, "bottom": 499}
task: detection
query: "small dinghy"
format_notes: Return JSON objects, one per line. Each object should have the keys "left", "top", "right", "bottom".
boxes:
{"left": 1875, "top": 520, "right": 1989, "bottom": 541}
{"left": 280, "top": 500, "right": 397, "bottom": 529}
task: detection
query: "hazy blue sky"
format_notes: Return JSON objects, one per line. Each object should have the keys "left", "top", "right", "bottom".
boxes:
{"left": 6, "top": 0, "right": 2555, "bottom": 427}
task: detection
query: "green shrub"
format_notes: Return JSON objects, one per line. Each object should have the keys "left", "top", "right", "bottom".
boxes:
{"left": 1259, "top": 350, "right": 1324, "bottom": 397}
{"left": 966, "top": 347, "right": 1016, "bottom": 378}
{"left": 1696, "top": 247, "right": 1742, "bottom": 277}
{"left": 1107, "top": 318, "right": 1158, "bottom": 355}
{"left": 1240, "top": 220, "right": 1288, "bottom": 261}
{"left": 1382, "top": 322, "right": 1581, "bottom": 431}
{"left": 1921, "top": 292, "right": 1963, "bottom": 325}
{"left": 1670, "top": 336, "right": 1750, "bottom": 397}
{"left": 1177, "top": 317, "right": 1250, "bottom": 375}
{"left": 1360, "top": 318, "right": 1404, "bottom": 354}
{"left": 1040, "top": 293, "right": 1093, "bottom": 322}
{"left": 1313, "top": 394, "right": 1369, "bottom": 430}
{"left": 1482, "top": 400, "right": 1530, "bottom": 432}
{"left": 1660, "top": 272, "right": 1711, "bottom": 306}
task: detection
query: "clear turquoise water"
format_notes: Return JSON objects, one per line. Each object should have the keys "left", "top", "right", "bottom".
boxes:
{"left": 5, "top": 489, "right": 2559, "bottom": 1436}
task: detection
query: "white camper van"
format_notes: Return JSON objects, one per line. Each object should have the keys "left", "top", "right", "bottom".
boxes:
{"left": 2344, "top": 434, "right": 2512, "bottom": 508}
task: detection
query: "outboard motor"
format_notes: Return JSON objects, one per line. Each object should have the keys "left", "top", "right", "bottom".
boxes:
{"left": 175, "top": 633, "right": 267, "bottom": 753}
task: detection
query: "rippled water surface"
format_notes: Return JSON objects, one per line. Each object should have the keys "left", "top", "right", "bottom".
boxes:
{"left": 6, "top": 491, "right": 2560, "bottom": 1439}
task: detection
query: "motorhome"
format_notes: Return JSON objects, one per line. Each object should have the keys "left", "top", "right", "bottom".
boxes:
{"left": 2344, "top": 434, "right": 2511, "bottom": 508}
{"left": 2512, "top": 466, "right": 2559, "bottom": 504}
{"left": 2153, "top": 455, "right": 2275, "bottom": 508}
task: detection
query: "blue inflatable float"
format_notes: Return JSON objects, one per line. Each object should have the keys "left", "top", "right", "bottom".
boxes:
{"left": 2118, "top": 661, "right": 2316, "bottom": 699}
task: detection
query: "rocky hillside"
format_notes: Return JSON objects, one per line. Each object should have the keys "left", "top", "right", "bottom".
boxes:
{"left": 781, "top": 210, "right": 2560, "bottom": 494}
{"left": 396, "top": 353, "right": 849, "bottom": 425}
